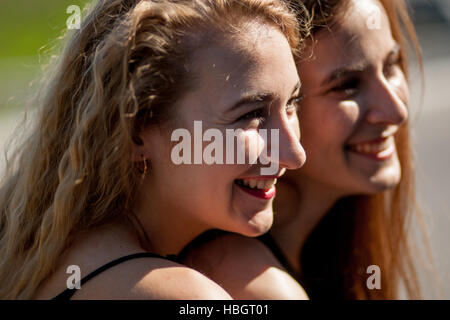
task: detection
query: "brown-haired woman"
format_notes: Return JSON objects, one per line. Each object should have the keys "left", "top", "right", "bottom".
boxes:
{"left": 183, "top": 0, "right": 425, "bottom": 299}
{"left": 0, "top": 0, "right": 309, "bottom": 299}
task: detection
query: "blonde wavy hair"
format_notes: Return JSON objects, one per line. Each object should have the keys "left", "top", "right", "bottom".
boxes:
{"left": 0, "top": 0, "right": 307, "bottom": 299}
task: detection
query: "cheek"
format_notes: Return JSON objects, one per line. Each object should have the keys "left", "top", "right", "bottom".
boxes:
{"left": 393, "top": 73, "right": 410, "bottom": 107}
{"left": 239, "top": 130, "right": 266, "bottom": 164}
{"left": 166, "top": 165, "right": 233, "bottom": 216}
{"left": 286, "top": 113, "right": 300, "bottom": 140}
{"left": 299, "top": 99, "right": 358, "bottom": 152}
{"left": 332, "top": 102, "right": 361, "bottom": 139}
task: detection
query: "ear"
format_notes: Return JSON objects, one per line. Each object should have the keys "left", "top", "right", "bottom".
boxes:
{"left": 131, "top": 125, "right": 163, "bottom": 162}
{"left": 131, "top": 131, "right": 150, "bottom": 162}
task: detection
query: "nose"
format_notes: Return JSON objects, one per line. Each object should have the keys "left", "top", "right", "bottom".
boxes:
{"left": 275, "top": 114, "right": 306, "bottom": 170}
{"left": 365, "top": 76, "right": 409, "bottom": 126}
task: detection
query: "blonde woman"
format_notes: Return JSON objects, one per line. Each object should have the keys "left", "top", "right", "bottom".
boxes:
{"left": 183, "top": 0, "right": 425, "bottom": 299}
{"left": 0, "top": 0, "right": 309, "bottom": 299}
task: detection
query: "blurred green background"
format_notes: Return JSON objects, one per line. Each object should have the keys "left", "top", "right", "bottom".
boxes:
{"left": 0, "top": 0, "right": 90, "bottom": 115}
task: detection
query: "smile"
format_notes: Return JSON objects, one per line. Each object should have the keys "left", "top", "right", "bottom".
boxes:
{"left": 234, "top": 178, "right": 278, "bottom": 200}
{"left": 346, "top": 137, "right": 396, "bottom": 160}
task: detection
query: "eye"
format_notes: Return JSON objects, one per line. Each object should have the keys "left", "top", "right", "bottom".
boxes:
{"left": 236, "top": 108, "right": 266, "bottom": 124}
{"left": 286, "top": 94, "right": 303, "bottom": 115}
{"left": 330, "top": 77, "right": 360, "bottom": 98}
{"left": 383, "top": 54, "right": 402, "bottom": 79}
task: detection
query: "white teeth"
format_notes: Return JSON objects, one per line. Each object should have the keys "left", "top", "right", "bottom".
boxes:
{"left": 351, "top": 137, "right": 393, "bottom": 154}
{"left": 264, "top": 179, "right": 277, "bottom": 190}
{"left": 371, "top": 144, "right": 377, "bottom": 153}
{"left": 239, "top": 178, "right": 277, "bottom": 190}
{"left": 256, "top": 180, "right": 265, "bottom": 190}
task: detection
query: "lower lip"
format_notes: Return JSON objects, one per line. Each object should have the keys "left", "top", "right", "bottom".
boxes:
{"left": 347, "top": 144, "right": 395, "bottom": 161}
{"left": 235, "top": 182, "right": 276, "bottom": 200}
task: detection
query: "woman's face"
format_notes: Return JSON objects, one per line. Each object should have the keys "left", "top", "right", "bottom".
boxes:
{"left": 294, "top": 0, "right": 409, "bottom": 196}
{"left": 138, "top": 22, "right": 306, "bottom": 236}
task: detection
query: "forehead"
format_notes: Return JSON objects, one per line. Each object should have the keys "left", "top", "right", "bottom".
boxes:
{"left": 192, "top": 21, "right": 292, "bottom": 80}
{"left": 307, "top": 0, "right": 395, "bottom": 72}
{"left": 185, "top": 21, "right": 298, "bottom": 106}
{"left": 338, "top": 0, "right": 394, "bottom": 50}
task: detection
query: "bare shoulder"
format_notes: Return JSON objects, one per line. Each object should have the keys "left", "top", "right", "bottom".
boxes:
{"left": 34, "top": 223, "right": 231, "bottom": 300}
{"left": 183, "top": 232, "right": 283, "bottom": 275}
{"left": 72, "top": 258, "right": 232, "bottom": 300}
{"left": 182, "top": 232, "right": 309, "bottom": 300}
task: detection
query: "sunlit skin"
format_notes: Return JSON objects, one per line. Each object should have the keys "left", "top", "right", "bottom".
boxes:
{"left": 182, "top": 0, "right": 409, "bottom": 299}
{"left": 34, "top": 21, "right": 305, "bottom": 299}
{"left": 272, "top": 0, "right": 409, "bottom": 274}
{"left": 135, "top": 22, "right": 305, "bottom": 256}
{"left": 288, "top": 3, "right": 408, "bottom": 197}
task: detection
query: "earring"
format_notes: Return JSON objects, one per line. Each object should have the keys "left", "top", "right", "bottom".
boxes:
{"left": 140, "top": 154, "right": 148, "bottom": 180}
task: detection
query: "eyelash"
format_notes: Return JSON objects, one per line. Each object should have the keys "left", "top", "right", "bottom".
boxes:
{"left": 237, "top": 108, "right": 266, "bottom": 124}
{"left": 330, "top": 57, "right": 402, "bottom": 97}
{"left": 331, "top": 78, "right": 360, "bottom": 97}
{"left": 286, "top": 95, "right": 303, "bottom": 113}
{"left": 236, "top": 95, "right": 303, "bottom": 124}
{"left": 384, "top": 55, "right": 401, "bottom": 78}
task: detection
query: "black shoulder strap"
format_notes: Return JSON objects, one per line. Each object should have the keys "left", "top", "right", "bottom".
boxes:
{"left": 52, "top": 252, "right": 179, "bottom": 300}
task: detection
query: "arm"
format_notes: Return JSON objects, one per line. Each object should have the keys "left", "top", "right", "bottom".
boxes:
{"left": 182, "top": 233, "right": 309, "bottom": 300}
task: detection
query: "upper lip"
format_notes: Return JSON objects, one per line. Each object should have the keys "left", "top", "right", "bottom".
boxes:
{"left": 346, "top": 127, "right": 398, "bottom": 146}
{"left": 238, "top": 169, "right": 286, "bottom": 180}
{"left": 347, "top": 136, "right": 390, "bottom": 146}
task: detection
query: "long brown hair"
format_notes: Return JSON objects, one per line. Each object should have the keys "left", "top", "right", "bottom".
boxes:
{"left": 297, "top": 0, "right": 425, "bottom": 299}
{"left": 0, "top": 0, "right": 305, "bottom": 299}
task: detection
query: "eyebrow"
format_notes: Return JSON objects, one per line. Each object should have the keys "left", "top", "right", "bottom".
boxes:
{"left": 320, "top": 43, "right": 401, "bottom": 87}
{"left": 229, "top": 81, "right": 301, "bottom": 112}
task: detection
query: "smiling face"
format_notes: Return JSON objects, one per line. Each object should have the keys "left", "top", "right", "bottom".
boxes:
{"left": 138, "top": 21, "right": 305, "bottom": 237}
{"left": 293, "top": 0, "right": 409, "bottom": 196}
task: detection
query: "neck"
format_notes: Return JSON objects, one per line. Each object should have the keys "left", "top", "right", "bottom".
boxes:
{"left": 132, "top": 182, "right": 208, "bottom": 257}
{"left": 271, "top": 174, "right": 343, "bottom": 273}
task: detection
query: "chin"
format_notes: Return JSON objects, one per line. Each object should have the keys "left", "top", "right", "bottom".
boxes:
{"left": 241, "top": 207, "right": 274, "bottom": 237}
{"left": 363, "top": 171, "right": 402, "bottom": 194}
{"left": 350, "top": 156, "right": 402, "bottom": 194}
{"left": 364, "top": 181, "right": 399, "bottom": 194}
